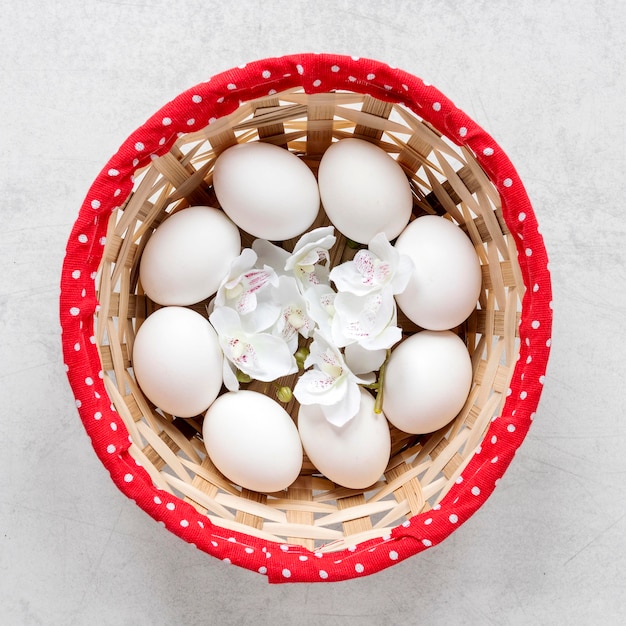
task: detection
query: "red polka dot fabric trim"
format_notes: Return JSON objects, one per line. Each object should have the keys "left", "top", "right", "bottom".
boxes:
{"left": 60, "top": 53, "right": 552, "bottom": 583}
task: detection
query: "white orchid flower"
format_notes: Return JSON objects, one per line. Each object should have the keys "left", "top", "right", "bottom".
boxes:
{"left": 209, "top": 305, "right": 297, "bottom": 391}
{"left": 269, "top": 276, "right": 316, "bottom": 352}
{"left": 284, "top": 226, "right": 336, "bottom": 287}
{"left": 293, "top": 332, "right": 369, "bottom": 426}
{"left": 214, "top": 248, "right": 279, "bottom": 316}
{"left": 331, "top": 287, "right": 402, "bottom": 351}
{"left": 303, "top": 283, "right": 336, "bottom": 342}
{"left": 329, "top": 232, "right": 414, "bottom": 296}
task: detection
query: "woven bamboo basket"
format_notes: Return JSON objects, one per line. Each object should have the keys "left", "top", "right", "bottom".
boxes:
{"left": 60, "top": 54, "right": 552, "bottom": 583}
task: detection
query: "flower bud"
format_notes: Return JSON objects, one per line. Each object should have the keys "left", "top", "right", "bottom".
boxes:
{"left": 276, "top": 386, "right": 293, "bottom": 403}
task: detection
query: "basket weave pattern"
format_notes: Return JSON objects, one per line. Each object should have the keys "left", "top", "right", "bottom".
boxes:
{"left": 60, "top": 54, "right": 552, "bottom": 583}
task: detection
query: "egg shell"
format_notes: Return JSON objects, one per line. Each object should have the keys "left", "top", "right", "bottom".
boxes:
{"left": 132, "top": 306, "right": 223, "bottom": 418}
{"left": 298, "top": 388, "right": 391, "bottom": 489}
{"left": 139, "top": 205, "right": 241, "bottom": 306}
{"left": 394, "top": 215, "right": 482, "bottom": 330}
{"left": 383, "top": 330, "right": 473, "bottom": 434}
{"left": 212, "top": 142, "right": 320, "bottom": 240}
{"left": 202, "top": 390, "right": 303, "bottom": 493}
{"left": 317, "top": 138, "right": 412, "bottom": 243}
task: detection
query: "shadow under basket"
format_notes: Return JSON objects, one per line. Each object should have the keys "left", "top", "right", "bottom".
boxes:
{"left": 60, "top": 53, "right": 552, "bottom": 583}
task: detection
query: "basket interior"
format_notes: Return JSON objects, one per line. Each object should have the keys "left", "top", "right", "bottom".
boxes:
{"left": 95, "top": 88, "right": 524, "bottom": 552}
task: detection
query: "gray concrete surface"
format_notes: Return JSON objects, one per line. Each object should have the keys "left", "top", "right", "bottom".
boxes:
{"left": 1, "top": 1, "right": 625, "bottom": 624}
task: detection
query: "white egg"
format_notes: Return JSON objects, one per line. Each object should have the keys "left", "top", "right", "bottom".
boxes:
{"left": 318, "top": 138, "right": 412, "bottom": 243}
{"left": 139, "top": 205, "right": 241, "bottom": 306}
{"left": 394, "top": 215, "right": 482, "bottom": 330}
{"left": 212, "top": 142, "right": 320, "bottom": 240}
{"left": 202, "top": 390, "right": 303, "bottom": 493}
{"left": 383, "top": 330, "right": 472, "bottom": 434}
{"left": 132, "top": 306, "right": 224, "bottom": 418}
{"left": 298, "top": 388, "right": 391, "bottom": 489}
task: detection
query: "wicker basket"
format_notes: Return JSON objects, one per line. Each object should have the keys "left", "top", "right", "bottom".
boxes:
{"left": 60, "top": 53, "right": 552, "bottom": 583}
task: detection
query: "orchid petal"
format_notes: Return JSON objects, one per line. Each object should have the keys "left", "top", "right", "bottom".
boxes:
{"left": 290, "top": 226, "right": 335, "bottom": 257}
{"left": 328, "top": 258, "right": 369, "bottom": 295}
{"left": 320, "top": 377, "right": 363, "bottom": 427}
{"left": 391, "top": 253, "right": 415, "bottom": 295}
{"left": 332, "top": 288, "right": 400, "bottom": 350}
{"left": 252, "top": 239, "right": 290, "bottom": 275}
{"left": 344, "top": 342, "right": 387, "bottom": 375}
{"left": 208, "top": 304, "right": 239, "bottom": 335}
{"left": 222, "top": 358, "right": 240, "bottom": 392}
{"left": 240, "top": 332, "right": 298, "bottom": 381}
{"left": 303, "top": 284, "right": 336, "bottom": 341}
{"left": 367, "top": 231, "right": 395, "bottom": 260}
{"left": 293, "top": 369, "right": 347, "bottom": 407}
{"left": 359, "top": 323, "right": 402, "bottom": 351}
{"left": 241, "top": 301, "right": 281, "bottom": 334}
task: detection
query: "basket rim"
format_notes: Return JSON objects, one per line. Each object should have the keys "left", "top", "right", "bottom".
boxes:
{"left": 59, "top": 52, "right": 552, "bottom": 583}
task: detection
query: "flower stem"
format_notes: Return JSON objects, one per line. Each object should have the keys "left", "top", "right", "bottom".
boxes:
{"left": 374, "top": 349, "right": 391, "bottom": 414}
{"left": 361, "top": 383, "right": 380, "bottom": 390}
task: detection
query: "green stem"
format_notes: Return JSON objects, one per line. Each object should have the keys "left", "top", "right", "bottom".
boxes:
{"left": 374, "top": 349, "right": 391, "bottom": 414}
{"left": 361, "top": 383, "right": 380, "bottom": 390}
